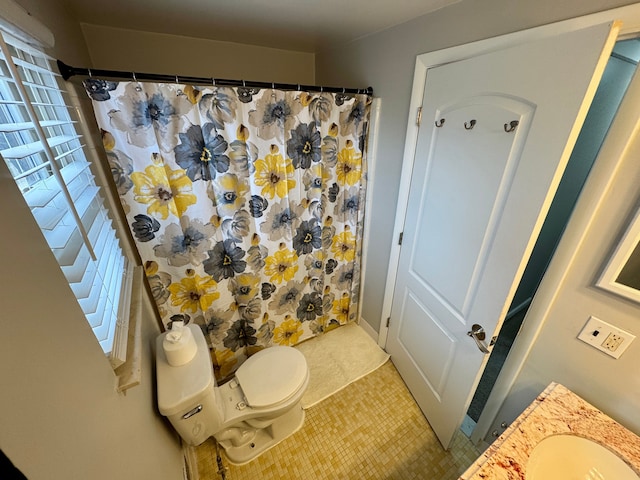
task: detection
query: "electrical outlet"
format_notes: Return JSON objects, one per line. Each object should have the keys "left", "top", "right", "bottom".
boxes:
{"left": 577, "top": 316, "right": 636, "bottom": 359}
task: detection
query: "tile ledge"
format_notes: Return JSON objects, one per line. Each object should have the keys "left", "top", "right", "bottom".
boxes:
{"left": 114, "top": 265, "right": 143, "bottom": 393}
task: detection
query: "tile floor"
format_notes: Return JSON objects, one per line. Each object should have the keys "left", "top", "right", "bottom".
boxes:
{"left": 195, "top": 360, "right": 481, "bottom": 479}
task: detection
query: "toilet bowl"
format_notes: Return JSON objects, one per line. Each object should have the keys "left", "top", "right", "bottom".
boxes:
{"left": 156, "top": 324, "right": 309, "bottom": 465}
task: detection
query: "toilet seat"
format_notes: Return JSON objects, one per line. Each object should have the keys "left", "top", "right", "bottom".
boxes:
{"left": 235, "top": 346, "right": 308, "bottom": 409}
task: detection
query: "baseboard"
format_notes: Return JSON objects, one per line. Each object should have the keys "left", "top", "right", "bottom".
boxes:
{"left": 357, "top": 317, "right": 379, "bottom": 342}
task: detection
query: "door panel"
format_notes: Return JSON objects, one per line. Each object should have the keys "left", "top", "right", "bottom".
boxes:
{"left": 387, "top": 22, "right": 618, "bottom": 448}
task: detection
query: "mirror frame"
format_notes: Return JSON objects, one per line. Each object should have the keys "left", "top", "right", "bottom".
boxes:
{"left": 597, "top": 206, "right": 640, "bottom": 303}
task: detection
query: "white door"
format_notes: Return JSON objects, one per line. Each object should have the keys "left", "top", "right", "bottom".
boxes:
{"left": 387, "top": 22, "right": 618, "bottom": 448}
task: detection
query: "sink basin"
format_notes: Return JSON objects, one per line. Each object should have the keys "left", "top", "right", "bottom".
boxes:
{"left": 526, "top": 434, "right": 639, "bottom": 480}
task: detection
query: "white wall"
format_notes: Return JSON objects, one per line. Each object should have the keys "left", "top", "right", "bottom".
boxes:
{"left": 0, "top": 1, "right": 184, "bottom": 478}
{"left": 315, "top": 0, "right": 640, "bottom": 333}
{"left": 80, "top": 23, "right": 315, "bottom": 85}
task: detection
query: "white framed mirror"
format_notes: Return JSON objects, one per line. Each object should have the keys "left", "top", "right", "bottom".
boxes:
{"left": 597, "top": 207, "right": 640, "bottom": 303}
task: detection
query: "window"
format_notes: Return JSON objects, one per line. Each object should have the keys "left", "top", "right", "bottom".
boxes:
{"left": 0, "top": 29, "right": 133, "bottom": 368}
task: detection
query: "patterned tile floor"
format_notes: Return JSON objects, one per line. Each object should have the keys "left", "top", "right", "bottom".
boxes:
{"left": 195, "top": 360, "right": 481, "bottom": 479}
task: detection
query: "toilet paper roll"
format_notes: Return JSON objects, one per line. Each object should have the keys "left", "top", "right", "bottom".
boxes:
{"left": 163, "top": 323, "right": 197, "bottom": 366}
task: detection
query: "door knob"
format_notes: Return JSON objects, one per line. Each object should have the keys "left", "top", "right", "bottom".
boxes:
{"left": 467, "top": 324, "right": 491, "bottom": 354}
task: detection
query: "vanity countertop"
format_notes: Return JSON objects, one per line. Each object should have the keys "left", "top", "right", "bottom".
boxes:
{"left": 459, "top": 382, "right": 640, "bottom": 479}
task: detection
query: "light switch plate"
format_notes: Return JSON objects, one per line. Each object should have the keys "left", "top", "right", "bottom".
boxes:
{"left": 577, "top": 316, "right": 636, "bottom": 359}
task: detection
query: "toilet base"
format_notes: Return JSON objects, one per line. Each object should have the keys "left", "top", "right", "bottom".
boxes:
{"left": 217, "top": 403, "right": 305, "bottom": 465}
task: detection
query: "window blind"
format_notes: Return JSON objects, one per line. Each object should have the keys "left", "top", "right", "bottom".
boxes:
{"left": 0, "top": 30, "right": 133, "bottom": 367}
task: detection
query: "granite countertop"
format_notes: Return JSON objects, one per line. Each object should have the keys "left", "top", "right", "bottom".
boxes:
{"left": 459, "top": 382, "right": 640, "bottom": 479}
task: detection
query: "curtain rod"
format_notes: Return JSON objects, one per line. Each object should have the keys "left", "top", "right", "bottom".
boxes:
{"left": 56, "top": 60, "right": 373, "bottom": 96}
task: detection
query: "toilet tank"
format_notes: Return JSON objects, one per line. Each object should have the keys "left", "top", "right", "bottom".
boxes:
{"left": 156, "top": 324, "right": 222, "bottom": 446}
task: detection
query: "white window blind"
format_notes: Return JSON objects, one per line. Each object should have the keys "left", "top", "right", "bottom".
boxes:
{"left": 0, "top": 30, "right": 133, "bottom": 367}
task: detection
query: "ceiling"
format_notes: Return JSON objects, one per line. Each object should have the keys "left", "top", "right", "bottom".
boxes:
{"left": 62, "top": 0, "right": 462, "bottom": 53}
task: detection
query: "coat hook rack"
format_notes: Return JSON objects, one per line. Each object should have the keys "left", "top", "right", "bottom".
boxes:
{"left": 464, "top": 119, "right": 476, "bottom": 130}
{"left": 504, "top": 120, "right": 519, "bottom": 133}
{"left": 435, "top": 118, "right": 445, "bottom": 127}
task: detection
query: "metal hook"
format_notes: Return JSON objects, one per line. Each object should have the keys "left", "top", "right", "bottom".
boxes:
{"left": 242, "top": 79, "right": 246, "bottom": 87}
{"left": 435, "top": 118, "right": 445, "bottom": 128}
{"left": 504, "top": 120, "right": 519, "bottom": 133}
{"left": 464, "top": 119, "right": 476, "bottom": 130}
{"left": 212, "top": 78, "right": 216, "bottom": 86}
{"left": 297, "top": 84, "right": 300, "bottom": 91}
{"left": 175, "top": 75, "right": 179, "bottom": 84}
{"left": 87, "top": 68, "right": 92, "bottom": 78}
{"left": 342, "top": 87, "right": 346, "bottom": 94}
{"left": 132, "top": 72, "right": 137, "bottom": 82}
{"left": 320, "top": 85, "right": 323, "bottom": 93}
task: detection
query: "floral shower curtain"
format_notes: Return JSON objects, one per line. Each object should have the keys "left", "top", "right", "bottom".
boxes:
{"left": 85, "top": 79, "right": 371, "bottom": 380}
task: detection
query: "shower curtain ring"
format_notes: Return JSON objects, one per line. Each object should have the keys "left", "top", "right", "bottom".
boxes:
{"left": 87, "top": 68, "right": 92, "bottom": 78}
{"left": 320, "top": 86, "right": 323, "bottom": 92}
{"left": 175, "top": 75, "right": 179, "bottom": 84}
{"left": 342, "top": 87, "right": 346, "bottom": 94}
{"left": 132, "top": 72, "right": 137, "bottom": 82}
{"left": 212, "top": 78, "right": 216, "bottom": 86}
{"left": 242, "top": 80, "right": 246, "bottom": 87}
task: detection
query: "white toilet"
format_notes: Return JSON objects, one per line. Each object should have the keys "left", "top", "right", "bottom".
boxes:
{"left": 156, "top": 323, "right": 309, "bottom": 465}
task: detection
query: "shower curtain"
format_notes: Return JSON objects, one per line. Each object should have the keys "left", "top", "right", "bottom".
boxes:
{"left": 85, "top": 79, "right": 371, "bottom": 380}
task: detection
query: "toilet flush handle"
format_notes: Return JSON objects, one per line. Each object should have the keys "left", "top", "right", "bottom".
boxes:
{"left": 182, "top": 404, "right": 203, "bottom": 419}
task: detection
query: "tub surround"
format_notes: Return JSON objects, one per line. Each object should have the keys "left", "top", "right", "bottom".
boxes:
{"left": 460, "top": 382, "right": 640, "bottom": 479}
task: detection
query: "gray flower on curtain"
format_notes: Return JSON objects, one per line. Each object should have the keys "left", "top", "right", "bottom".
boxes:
{"left": 131, "top": 214, "right": 160, "bottom": 242}
{"left": 333, "top": 263, "right": 355, "bottom": 291}
{"left": 268, "top": 280, "right": 305, "bottom": 315}
{"left": 249, "top": 195, "right": 268, "bottom": 218}
{"left": 229, "top": 138, "right": 258, "bottom": 174}
{"left": 322, "top": 134, "right": 338, "bottom": 167}
{"left": 304, "top": 251, "right": 324, "bottom": 277}
{"left": 236, "top": 87, "right": 261, "bottom": 104}
{"left": 340, "top": 98, "right": 368, "bottom": 137}
{"left": 152, "top": 218, "right": 215, "bottom": 266}
{"left": 260, "top": 200, "right": 304, "bottom": 241}
{"left": 221, "top": 210, "right": 252, "bottom": 243}
{"left": 286, "top": 122, "right": 321, "bottom": 169}
{"left": 296, "top": 291, "right": 323, "bottom": 321}
{"left": 248, "top": 90, "right": 302, "bottom": 142}
{"left": 106, "top": 150, "right": 134, "bottom": 195}
{"left": 239, "top": 297, "right": 262, "bottom": 321}
{"left": 146, "top": 267, "right": 172, "bottom": 305}
{"left": 203, "top": 239, "right": 247, "bottom": 282}
{"left": 307, "top": 93, "right": 333, "bottom": 123}
{"left": 204, "top": 309, "right": 234, "bottom": 343}
{"left": 247, "top": 240, "right": 268, "bottom": 271}
{"left": 223, "top": 319, "right": 258, "bottom": 351}
{"left": 174, "top": 124, "right": 230, "bottom": 182}
{"left": 261, "top": 282, "right": 276, "bottom": 300}
{"left": 83, "top": 79, "right": 117, "bottom": 101}
{"left": 336, "top": 188, "right": 360, "bottom": 224}
{"left": 292, "top": 219, "right": 322, "bottom": 255}
{"left": 109, "top": 84, "right": 187, "bottom": 150}
{"left": 198, "top": 88, "right": 238, "bottom": 130}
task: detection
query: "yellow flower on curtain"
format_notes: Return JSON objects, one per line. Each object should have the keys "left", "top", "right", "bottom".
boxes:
{"left": 273, "top": 316, "right": 304, "bottom": 346}
{"left": 130, "top": 154, "right": 196, "bottom": 219}
{"left": 336, "top": 140, "right": 363, "bottom": 187}
{"left": 332, "top": 293, "right": 351, "bottom": 324}
{"left": 211, "top": 347, "right": 238, "bottom": 382}
{"left": 331, "top": 229, "right": 357, "bottom": 262}
{"left": 168, "top": 271, "right": 220, "bottom": 313}
{"left": 264, "top": 247, "right": 299, "bottom": 284}
{"left": 210, "top": 173, "right": 250, "bottom": 217}
{"left": 253, "top": 146, "right": 296, "bottom": 199}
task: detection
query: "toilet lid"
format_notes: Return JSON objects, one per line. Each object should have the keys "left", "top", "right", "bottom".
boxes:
{"left": 235, "top": 346, "right": 308, "bottom": 408}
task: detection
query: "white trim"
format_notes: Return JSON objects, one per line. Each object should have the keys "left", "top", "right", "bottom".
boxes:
{"left": 357, "top": 97, "right": 381, "bottom": 339}
{"left": 357, "top": 316, "right": 379, "bottom": 342}
{"left": 381, "top": 2, "right": 640, "bottom": 443}
{"left": 0, "top": 0, "right": 53, "bottom": 48}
